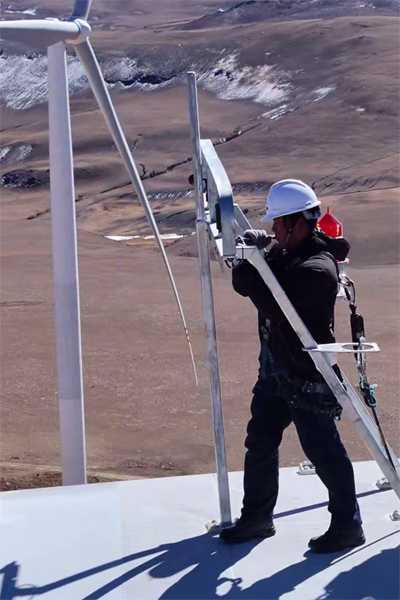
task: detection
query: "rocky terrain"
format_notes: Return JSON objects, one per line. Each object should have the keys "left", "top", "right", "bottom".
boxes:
{"left": 0, "top": 0, "right": 399, "bottom": 486}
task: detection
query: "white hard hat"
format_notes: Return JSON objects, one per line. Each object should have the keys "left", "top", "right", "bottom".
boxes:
{"left": 261, "top": 179, "right": 321, "bottom": 223}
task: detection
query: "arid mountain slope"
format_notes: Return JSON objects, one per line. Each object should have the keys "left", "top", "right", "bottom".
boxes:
{"left": 1, "top": 16, "right": 398, "bottom": 227}
{"left": 0, "top": 2, "right": 398, "bottom": 480}
{"left": 180, "top": 0, "right": 399, "bottom": 30}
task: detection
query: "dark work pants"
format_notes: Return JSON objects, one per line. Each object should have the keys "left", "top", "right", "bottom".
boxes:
{"left": 242, "top": 378, "right": 362, "bottom": 531}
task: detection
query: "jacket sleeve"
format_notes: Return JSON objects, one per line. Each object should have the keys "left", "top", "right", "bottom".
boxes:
{"left": 232, "top": 254, "right": 338, "bottom": 319}
{"left": 232, "top": 260, "right": 261, "bottom": 297}
{"left": 232, "top": 259, "right": 281, "bottom": 318}
{"left": 232, "top": 242, "right": 280, "bottom": 299}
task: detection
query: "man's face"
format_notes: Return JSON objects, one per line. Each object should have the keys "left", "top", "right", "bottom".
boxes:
{"left": 271, "top": 217, "right": 288, "bottom": 247}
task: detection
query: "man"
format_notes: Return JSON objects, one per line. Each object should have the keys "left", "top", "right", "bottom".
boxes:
{"left": 220, "top": 179, "right": 364, "bottom": 553}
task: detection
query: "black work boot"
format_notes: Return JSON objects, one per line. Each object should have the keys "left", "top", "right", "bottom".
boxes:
{"left": 308, "top": 528, "right": 365, "bottom": 553}
{"left": 219, "top": 516, "right": 275, "bottom": 544}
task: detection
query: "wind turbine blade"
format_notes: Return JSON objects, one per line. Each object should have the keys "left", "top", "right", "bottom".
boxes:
{"left": 0, "top": 20, "right": 81, "bottom": 46}
{"left": 72, "top": 0, "right": 93, "bottom": 19}
{"left": 74, "top": 40, "right": 199, "bottom": 386}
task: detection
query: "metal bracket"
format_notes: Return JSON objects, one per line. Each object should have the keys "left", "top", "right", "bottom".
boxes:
{"left": 297, "top": 460, "right": 316, "bottom": 475}
{"left": 376, "top": 477, "right": 393, "bottom": 490}
{"left": 337, "top": 259, "right": 349, "bottom": 298}
{"left": 205, "top": 218, "right": 225, "bottom": 272}
{"left": 305, "top": 342, "right": 380, "bottom": 354}
{"left": 236, "top": 243, "right": 257, "bottom": 260}
{"left": 200, "top": 140, "right": 236, "bottom": 259}
{"left": 205, "top": 519, "right": 234, "bottom": 534}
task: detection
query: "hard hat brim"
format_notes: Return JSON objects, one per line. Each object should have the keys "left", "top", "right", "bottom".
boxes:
{"left": 261, "top": 213, "right": 275, "bottom": 223}
{"left": 261, "top": 200, "right": 321, "bottom": 223}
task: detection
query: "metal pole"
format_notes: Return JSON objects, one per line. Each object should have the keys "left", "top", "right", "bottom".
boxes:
{"left": 48, "top": 41, "right": 86, "bottom": 486}
{"left": 187, "top": 72, "right": 232, "bottom": 526}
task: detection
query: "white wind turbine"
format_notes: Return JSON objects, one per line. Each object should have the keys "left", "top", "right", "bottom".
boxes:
{"left": 0, "top": 0, "right": 198, "bottom": 486}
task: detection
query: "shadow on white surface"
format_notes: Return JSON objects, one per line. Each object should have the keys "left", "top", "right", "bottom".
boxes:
{"left": 1, "top": 464, "right": 399, "bottom": 600}
{"left": 1, "top": 505, "right": 399, "bottom": 600}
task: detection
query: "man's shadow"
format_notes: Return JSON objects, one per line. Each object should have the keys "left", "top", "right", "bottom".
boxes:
{"left": 2, "top": 532, "right": 398, "bottom": 600}
{"left": 1, "top": 489, "right": 398, "bottom": 600}
{"left": 219, "top": 541, "right": 400, "bottom": 600}
{"left": 0, "top": 532, "right": 258, "bottom": 600}
{"left": 316, "top": 545, "right": 400, "bottom": 600}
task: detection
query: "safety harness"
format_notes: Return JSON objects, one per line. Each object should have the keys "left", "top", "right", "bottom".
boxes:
{"left": 278, "top": 367, "right": 343, "bottom": 420}
{"left": 340, "top": 273, "right": 396, "bottom": 469}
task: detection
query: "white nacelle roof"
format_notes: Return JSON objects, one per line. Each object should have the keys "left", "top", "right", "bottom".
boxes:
{"left": 0, "top": 461, "right": 399, "bottom": 599}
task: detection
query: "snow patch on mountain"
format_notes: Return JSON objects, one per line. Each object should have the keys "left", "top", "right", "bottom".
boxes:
{"left": 0, "top": 146, "right": 11, "bottom": 161}
{"left": 4, "top": 6, "right": 38, "bottom": 15}
{"left": 0, "top": 144, "right": 33, "bottom": 165}
{"left": 0, "top": 49, "right": 333, "bottom": 115}
{"left": 0, "top": 53, "right": 174, "bottom": 110}
{"left": 313, "top": 86, "right": 336, "bottom": 101}
{"left": 0, "top": 53, "right": 87, "bottom": 110}
{"left": 198, "top": 52, "right": 291, "bottom": 105}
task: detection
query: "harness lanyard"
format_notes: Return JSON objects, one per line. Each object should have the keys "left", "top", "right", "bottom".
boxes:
{"left": 341, "top": 275, "right": 396, "bottom": 470}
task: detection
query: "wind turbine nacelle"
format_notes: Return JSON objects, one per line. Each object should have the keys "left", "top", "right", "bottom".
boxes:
{"left": 0, "top": 18, "right": 91, "bottom": 49}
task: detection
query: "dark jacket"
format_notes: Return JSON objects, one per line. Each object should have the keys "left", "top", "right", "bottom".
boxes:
{"left": 232, "top": 230, "right": 350, "bottom": 381}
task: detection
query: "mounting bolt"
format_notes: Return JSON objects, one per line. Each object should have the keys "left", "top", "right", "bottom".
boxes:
{"left": 376, "top": 477, "right": 392, "bottom": 490}
{"left": 297, "top": 460, "right": 316, "bottom": 476}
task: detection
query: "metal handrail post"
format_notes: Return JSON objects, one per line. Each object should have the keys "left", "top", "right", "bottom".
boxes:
{"left": 187, "top": 72, "right": 232, "bottom": 526}
{"left": 48, "top": 41, "right": 87, "bottom": 485}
